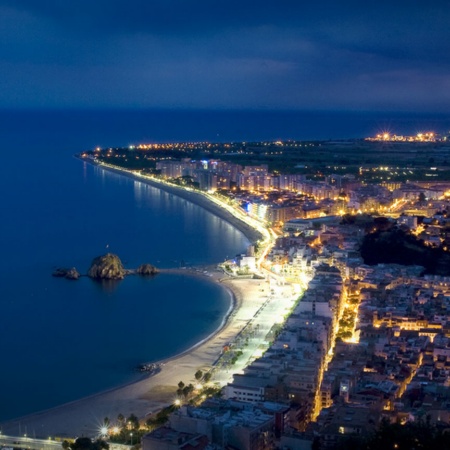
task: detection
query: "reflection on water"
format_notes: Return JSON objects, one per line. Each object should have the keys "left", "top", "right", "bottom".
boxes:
{"left": 90, "top": 277, "right": 122, "bottom": 294}
{"left": 0, "top": 153, "right": 248, "bottom": 422}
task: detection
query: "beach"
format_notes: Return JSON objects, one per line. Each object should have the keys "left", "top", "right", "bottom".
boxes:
{"left": 0, "top": 273, "right": 270, "bottom": 438}
{"left": 0, "top": 162, "right": 271, "bottom": 439}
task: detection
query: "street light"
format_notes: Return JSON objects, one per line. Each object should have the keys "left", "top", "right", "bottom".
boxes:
{"left": 130, "top": 433, "right": 133, "bottom": 446}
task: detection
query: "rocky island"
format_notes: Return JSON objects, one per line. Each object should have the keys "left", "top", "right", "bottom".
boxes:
{"left": 52, "top": 253, "right": 159, "bottom": 280}
{"left": 88, "top": 253, "right": 126, "bottom": 279}
{"left": 52, "top": 267, "right": 81, "bottom": 280}
{"left": 136, "top": 263, "right": 159, "bottom": 275}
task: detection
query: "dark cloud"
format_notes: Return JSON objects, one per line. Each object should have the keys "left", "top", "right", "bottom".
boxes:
{"left": 0, "top": 0, "right": 449, "bottom": 110}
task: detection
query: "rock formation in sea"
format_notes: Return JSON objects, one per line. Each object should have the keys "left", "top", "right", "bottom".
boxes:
{"left": 136, "top": 263, "right": 159, "bottom": 275}
{"left": 65, "top": 267, "right": 81, "bottom": 280}
{"left": 54, "top": 254, "right": 159, "bottom": 280}
{"left": 87, "top": 253, "right": 126, "bottom": 280}
{"left": 52, "top": 267, "right": 81, "bottom": 280}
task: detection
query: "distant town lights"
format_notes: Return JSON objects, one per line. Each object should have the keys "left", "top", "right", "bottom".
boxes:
{"left": 367, "top": 131, "right": 438, "bottom": 142}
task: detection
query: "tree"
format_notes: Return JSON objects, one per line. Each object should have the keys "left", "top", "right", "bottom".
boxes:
{"left": 117, "top": 413, "right": 125, "bottom": 425}
{"left": 194, "top": 370, "right": 203, "bottom": 381}
{"left": 178, "top": 381, "right": 185, "bottom": 389}
{"left": 72, "top": 438, "right": 93, "bottom": 450}
{"left": 127, "top": 413, "right": 139, "bottom": 430}
{"left": 182, "top": 384, "right": 194, "bottom": 398}
{"left": 203, "top": 372, "right": 212, "bottom": 383}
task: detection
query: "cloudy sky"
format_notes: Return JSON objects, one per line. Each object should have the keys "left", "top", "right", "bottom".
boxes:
{"left": 1, "top": 0, "right": 449, "bottom": 111}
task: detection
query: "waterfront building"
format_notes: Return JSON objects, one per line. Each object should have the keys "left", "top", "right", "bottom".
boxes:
{"left": 194, "top": 169, "right": 218, "bottom": 191}
{"left": 236, "top": 254, "right": 257, "bottom": 271}
{"left": 156, "top": 159, "right": 197, "bottom": 178}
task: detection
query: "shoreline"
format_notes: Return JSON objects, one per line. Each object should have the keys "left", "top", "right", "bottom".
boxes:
{"left": 0, "top": 163, "right": 270, "bottom": 439}
{"left": 0, "top": 271, "right": 266, "bottom": 438}
{"left": 77, "top": 156, "right": 265, "bottom": 244}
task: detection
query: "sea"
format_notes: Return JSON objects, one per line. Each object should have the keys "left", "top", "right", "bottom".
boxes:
{"left": 0, "top": 109, "right": 449, "bottom": 423}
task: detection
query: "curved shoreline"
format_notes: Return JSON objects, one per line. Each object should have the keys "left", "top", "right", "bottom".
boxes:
{"left": 0, "top": 267, "right": 239, "bottom": 432}
{"left": 0, "top": 163, "right": 269, "bottom": 438}
{"left": 80, "top": 157, "right": 264, "bottom": 244}
{"left": 0, "top": 272, "right": 266, "bottom": 439}
{"left": 149, "top": 267, "right": 237, "bottom": 365}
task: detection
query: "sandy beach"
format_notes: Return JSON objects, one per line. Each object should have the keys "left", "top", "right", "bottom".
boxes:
{"left": 0, "top": 274, "right": 269, "bottom": 438}
{"left": 0, "top": 162, "right": 270, "bottom": 439}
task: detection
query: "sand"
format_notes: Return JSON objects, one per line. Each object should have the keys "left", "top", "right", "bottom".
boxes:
{"left": 0, "top": 274, "right": 267, "bottom": 439}
{"left": 0, "top": 162, "right": 270, "bottom": 439}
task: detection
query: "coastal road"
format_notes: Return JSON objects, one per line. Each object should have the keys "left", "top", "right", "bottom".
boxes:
{"left": 0, "top": 435, "right": 62, "bottom": 450}
{"left": 0, "top": 436, "right": 129, "bottom": 450}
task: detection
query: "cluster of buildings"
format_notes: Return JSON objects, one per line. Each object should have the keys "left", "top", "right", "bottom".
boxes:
{"left": 277, "top": 216, "right": 450, "bottom": 449}
{"left": 85, "top": 148, "right": 450, "bottom": 448}
{"left": 142, "top": 210, "right": 450, "bottom": 449}
{"left": 155, "top": 158, "right": 450, "bottom": 227}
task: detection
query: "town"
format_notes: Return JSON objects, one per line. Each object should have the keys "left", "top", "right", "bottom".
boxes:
{"left": 79, "top": 138, "right": 450, "bottom": 449}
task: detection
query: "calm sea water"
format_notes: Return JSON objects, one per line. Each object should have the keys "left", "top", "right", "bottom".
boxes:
{"left": 0, "top": 109, "right": 448, "bottom": 422}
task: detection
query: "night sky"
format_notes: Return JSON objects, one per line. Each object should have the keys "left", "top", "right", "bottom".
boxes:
{"left": 1, "top": 1, "right": 449, "bottom": 111}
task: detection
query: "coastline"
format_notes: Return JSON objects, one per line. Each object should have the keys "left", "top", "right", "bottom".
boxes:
{"left": 0, "top": 271, "right": 269, "bottom": 438}
{"left": 0, "top": 162, "right": 270, "bottom": 439}
{"left": 77, "top": 157, "right": 264, "bottom": 244}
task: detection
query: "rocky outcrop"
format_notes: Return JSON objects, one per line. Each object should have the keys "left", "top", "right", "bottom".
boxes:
{"left": 136, "top": 263, "right": 159, "bottom": 276}
{"left": 88, "top": 253, "right": 126, "bottom": 280}
{"left": 54, "top": 254, "right": 159, "bottom": 281}
{"left": 52, "top": 267, "right": 80, "bottom": 280}
{"left": 53, "top": 268, "right": 69, "bottom": 277}
{"left": 65, "top": 267, "right": 81, "bottom": 280}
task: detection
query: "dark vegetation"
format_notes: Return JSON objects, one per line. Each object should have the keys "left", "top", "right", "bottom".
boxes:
{"left": 62, "top": 438, "right": 108, "bottom": 450}
{"left": 360, "top": 221, "right": 450, "bottom": 275}
{"left": 145, "top": 405, "right": 177, "bottom": 429}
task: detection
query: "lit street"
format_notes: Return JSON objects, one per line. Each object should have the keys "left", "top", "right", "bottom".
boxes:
{"left": 211, "top": 282, "right": 300, "bottom": 387}
{"left": 0, "top": 434, "right": 62, "bottom": 450}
